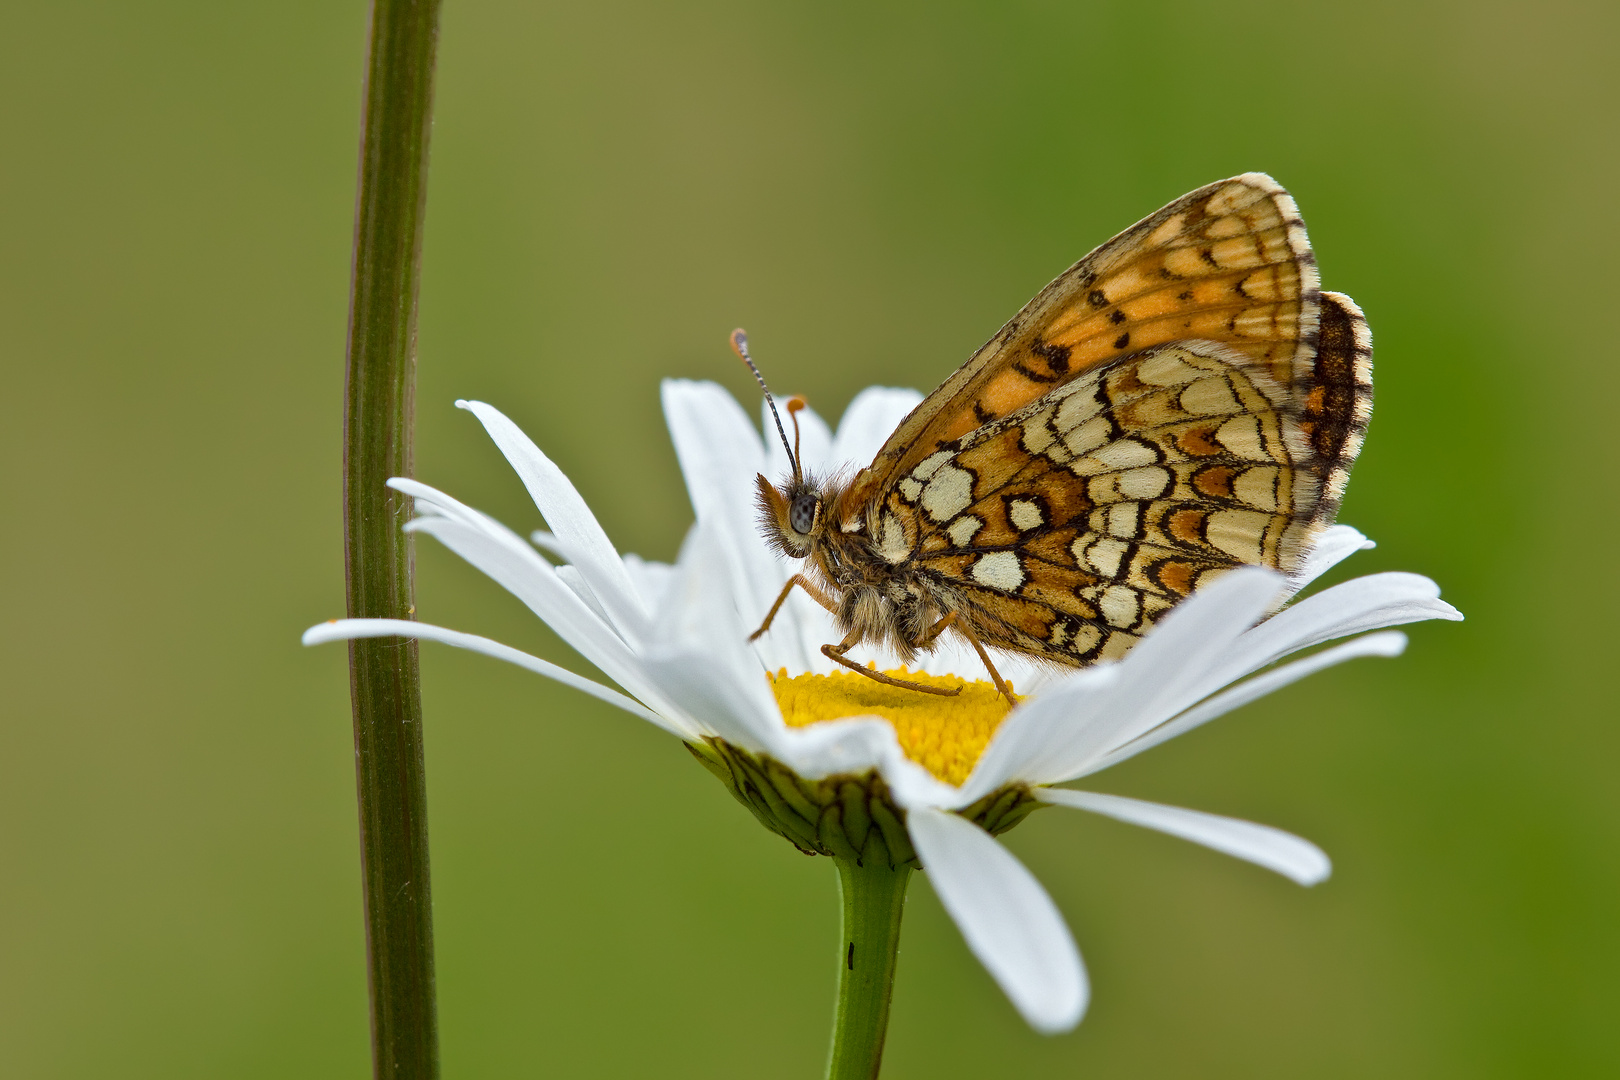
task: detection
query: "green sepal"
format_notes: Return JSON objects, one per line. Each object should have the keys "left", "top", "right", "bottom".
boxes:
{"left": 690, "top": 738, "right": 1044, "bottom": 867}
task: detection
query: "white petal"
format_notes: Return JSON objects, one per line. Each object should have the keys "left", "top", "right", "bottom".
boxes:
{"left": 1085, "top": 631, "right": 1407, "bottom": 774}
{"left": 774, "top": 717, "right": 961, "bottom": 807}
{"left": 954, "top": 663, "right": 1123, "bottom": 804}
{"left": 455, "top": 400, "right": 649, "bottom": 642}
{"left": 652, "top": 526, "right": 962, "bottom": 800}
{"left": 1285, "top": 524, "right": 1374, "bottom": 597}
{"left": 1208, "top": 572, "right": 1461, "bottom": 693}
{"left": 642, "top": 523, "right": 782, "bottom": 745}
{"left": 973, "top": 569, "right": 1284, "bottom": 789}
{"left": 638, "top": 649, "right": 780, "bottom": 751}
{"left": 756, "top": 397, "right": 839, "bottom": 674}
{"left": 1108, "top": 567, "right": 1284, "bottom": 718}
{"left": 392, "top": 475, "right": 531, "bottom": 545}
{"left": 621, "top": 552, "right": 676, "bottom": 615}
{"left": 769, "top": 588, "right": 844, "bottom": 677}
{"left": 300, "top": 618, "right": 692, "bottom": 737}
{"left": 1100, "top": 571, "right": 1461, "bottom": 764}
{"left": 638, "top": 527, "right": 960, "bottom": 792}
{"left": 661, "top": 379, "right": 765, "bottom": 538}
{"left": 537, "top": 527, "right": 679, "bottom": 619}
{"left": 403, "top": 513, "right": 615, "bottom": 656}
{"left": 401, "top": 511, "right": 693, "bottom": 727}
{"left": 1034, "top": 789, "right": 1331, "bottom": 886}
{"left": 556, "top": 565, "right": 612, "bottom": 625}
{"left": 661, "top": 380, "right": 817, "bottom": 674}
{"left": 908, "top": 808, "right": 1087, "bottom": 1033}
{"left": 831, "top": 387, "right": 923, "bottom": 468}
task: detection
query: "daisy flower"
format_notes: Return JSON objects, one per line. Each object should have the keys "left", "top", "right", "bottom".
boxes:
{"left": 304, "top": 381, "right": 1461, "bottom": 1040}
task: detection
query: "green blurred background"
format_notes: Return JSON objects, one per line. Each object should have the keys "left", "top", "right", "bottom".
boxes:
{"left": 3, "top": 0, "right": 1615, "bottom": 1075}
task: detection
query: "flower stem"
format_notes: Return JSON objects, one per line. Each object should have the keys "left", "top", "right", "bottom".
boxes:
{"left": 342, "top": 1, "right": 443, "bottom": 1077}
{"left": 827, "top": 855, "right": 913, "bottom": 1080}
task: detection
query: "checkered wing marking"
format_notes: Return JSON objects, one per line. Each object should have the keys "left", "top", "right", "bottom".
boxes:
{"left": 839, "top": 173, "right": 1322, "bottom": 518}
{"left": 880, "top": 342, "right": 1346, "bottom": 664}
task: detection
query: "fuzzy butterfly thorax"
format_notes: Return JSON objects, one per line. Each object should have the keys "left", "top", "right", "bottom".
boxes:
{"left": 756, "top": 469, "right": 949, "bottom": 663}
{"left": 748, "top": 173, "right": 1372, "bottom": 691}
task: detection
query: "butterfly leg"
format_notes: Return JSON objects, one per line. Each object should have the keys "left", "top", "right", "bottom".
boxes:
{"left": 917, "top": 613, "right": 1017, "bottom": 707}
{"left": 750, "top": 574, "right": 837, "bottom": 642}
{"left": 821, "top": 632, "right": 962, "bottom": 697}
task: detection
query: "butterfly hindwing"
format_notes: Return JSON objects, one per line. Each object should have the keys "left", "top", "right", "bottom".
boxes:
{"left": 1302, "top": 291, "right": 1373, "bottom": 525}
{"left": 876, "top": 340, "right": 1339, "bottom": 663}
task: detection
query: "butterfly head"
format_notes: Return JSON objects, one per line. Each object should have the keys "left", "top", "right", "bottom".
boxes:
{"left": 732, "top": 328, "right": 827, "bottom": 560}
{"left": 755, "top": 471, "right": 825, "bottom": 559}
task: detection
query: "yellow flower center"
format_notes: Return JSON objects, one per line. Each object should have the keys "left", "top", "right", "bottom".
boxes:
{"left": 769, "top": 667, "right": 1018, "bottom": 786}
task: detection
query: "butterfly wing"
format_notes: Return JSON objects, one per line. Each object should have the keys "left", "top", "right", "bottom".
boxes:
{"left": 839, "top": 173, "right": 1323, "bottom": 519}
{"left": 872, "top": 314, "right": 1370, "bottom": 664}
{"left": 1301, "top": 290, "right": 1373, "bottom": 526}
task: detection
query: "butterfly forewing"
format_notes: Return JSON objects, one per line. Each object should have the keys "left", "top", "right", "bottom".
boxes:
{"left": 841, "top": 173, "right": 1322, "bottom": 514}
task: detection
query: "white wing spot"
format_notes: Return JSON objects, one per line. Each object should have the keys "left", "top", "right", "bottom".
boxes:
{"left": 1179, "top": 376, "right": 1241, "bottom": 416}
{"left": 1078, "top": 536, "right": 1129, "bottom": 578}
{"left": 1136, "top": 350, "right": 1203, "bottom": 386}
{"left": 1008, "top": 498, "right": 1044, "bottom": 532}
{"left": 1232, "top": 465, "right": 1280, "bottom": 511}
{"left": 1117, "top": 465, "right": 1171, "bottom": 500}
{"left": 921, "top": 463, "right": 974, "bottom": 523}
{"left": 947, "top": 515, "right": 983, "bottom": 547}
{"left": 1062, "top": 415, "right": 1113, "bottom": 456}
{"left": 1099, "top": 585, "right": 1140, "bottom": 629}
{"left": 1099, "top": 628, "right": 1139, "bottom": 661}
{"left": 1071, "top": 622, "right": 1104, "bottom": 655}
{"left": 1055, "top": 388, "right": 1103, "bottom": 431}
{"left": 912, "top": 450, "right": 954, "bottom": 481}
{"left": 878, "top": 511, "right": 909, "bottom": 564}
{"left": 1020, "top": 411, "right": 1057, "bottom": 455}
{"left": 1106, "top": 502, "right": 1141, "bottom": 539}
{"left": 971, "top": 551, "right": 1025, "bottom": 592}
{"left": 1093, "top": 438, "right": 1159, "bottom": 470}
{"left": 1215, "top": 415, "right": 1265, "bottom": 458}
{"left": 898, "top": 477, "right": 923, "bottom": 502}
{"left": 1205, "top": 509, "right": 1269, "bottom": 561}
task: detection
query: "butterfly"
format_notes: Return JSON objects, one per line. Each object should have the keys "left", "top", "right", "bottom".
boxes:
{"left": 740, "top": 173, "right": 1371, "bottom": 703}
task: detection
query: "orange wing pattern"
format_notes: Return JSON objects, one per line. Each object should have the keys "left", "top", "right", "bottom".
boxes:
{"left": 865, "top": 327, "right": 1369, "bottom": 665}
{"left": 838, "top": 173, "right": 1322, "bottom": 521}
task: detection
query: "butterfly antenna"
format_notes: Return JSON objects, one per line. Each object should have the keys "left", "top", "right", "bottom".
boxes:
{"left": 730, "top": 328, "right": 800, "bottom": 480}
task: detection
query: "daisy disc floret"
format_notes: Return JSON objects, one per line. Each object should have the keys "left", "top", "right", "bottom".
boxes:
{"left": 305, "top": 380, "right": 1461, "bottom": 1037}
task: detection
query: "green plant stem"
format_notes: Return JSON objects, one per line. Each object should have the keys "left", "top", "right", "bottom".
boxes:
{"left": 342, "top": 1, "right": 443, "bottom": 1077}
{"left": 827, "top": 856, "right": 913, "bottom": 1080}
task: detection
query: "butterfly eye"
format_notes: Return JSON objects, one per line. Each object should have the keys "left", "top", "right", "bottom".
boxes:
{"left": 789, "top": 494, "right": 819, "bottom": 536}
